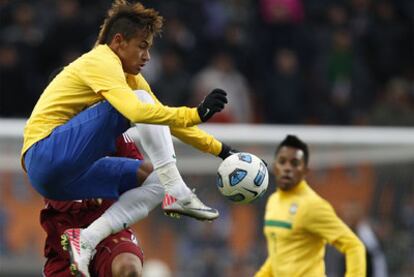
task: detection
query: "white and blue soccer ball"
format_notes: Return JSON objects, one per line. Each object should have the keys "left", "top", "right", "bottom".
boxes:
{"left": 217, "top": 152, "right": 268, "bottom": 204}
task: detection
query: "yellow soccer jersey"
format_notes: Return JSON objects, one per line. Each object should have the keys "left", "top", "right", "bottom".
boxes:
{"left": 22, "top": 44, "right": 220, "bottom": 165}
{"left": 255, "top": 180, "right": 366, "bottom": 277}
{"left": 126, "top": 75, "right": 222, "bottom": 156}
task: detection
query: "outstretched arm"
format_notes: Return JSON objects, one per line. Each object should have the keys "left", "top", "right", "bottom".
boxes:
{"left": 130, "top": 86, "right": 234, "bottom": 159}
{"left": 101, "top": 88, "right": 201, "bottom": 127}
{"left": 81, "top": 53, "right": 226, "bottom": 127}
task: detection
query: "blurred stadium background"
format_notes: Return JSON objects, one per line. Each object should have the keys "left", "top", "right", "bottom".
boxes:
{"left": 0, "top": 0, "right": 413, "bottom": 276}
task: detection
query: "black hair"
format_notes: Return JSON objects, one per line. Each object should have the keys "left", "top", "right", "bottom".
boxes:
{"left": 275, "top": 135, "right": 309, "bottom": 165}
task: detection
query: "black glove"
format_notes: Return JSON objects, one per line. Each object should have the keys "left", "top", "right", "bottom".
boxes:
{"left": 218, "top": 143, "right": 239, "bottom": 160}
{"left": 197, "top": 89, "right": 228, "bottom": 122}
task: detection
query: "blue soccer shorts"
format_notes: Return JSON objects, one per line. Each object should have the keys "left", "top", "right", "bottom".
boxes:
{"left": 24, "top": 101, "right": 142, "bottom": 200}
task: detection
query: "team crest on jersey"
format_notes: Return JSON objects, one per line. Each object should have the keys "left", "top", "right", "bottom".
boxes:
{"left": 289, "top": 203, "right": 298, "bottom": 215}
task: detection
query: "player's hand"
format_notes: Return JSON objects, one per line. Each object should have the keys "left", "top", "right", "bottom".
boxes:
{"left": 219, "top": 143, "right": 268, "bottom": 167}
{"left": 218, "top": 143, "right": 239, "bottom": 160}
{"left": 197, "top": 89, "right": 228, "bottom": 122}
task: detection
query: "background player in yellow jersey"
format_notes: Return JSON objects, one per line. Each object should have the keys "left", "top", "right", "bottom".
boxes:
{"left": 255, "top": 135, "right": 366, "bottom": 277}
{"left": 22, "top": 1, "right": 237, "bottom": 276}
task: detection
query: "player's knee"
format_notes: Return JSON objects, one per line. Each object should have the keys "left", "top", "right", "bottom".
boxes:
{"left": 137, "top": 161, "right": 154, "bottom": 184}
{"left": 133, "top": 90, "right": 155, "bottom": 104}
{"left": 140, "top": 161, "right": 154, "bottom": 175}
{"left": 112, "top": 253, "right": 143, "bottom": 277}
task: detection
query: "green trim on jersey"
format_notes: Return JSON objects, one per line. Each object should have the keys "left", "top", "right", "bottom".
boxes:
{"left": 265, "top": 220, "right": 292, "bottom": 229}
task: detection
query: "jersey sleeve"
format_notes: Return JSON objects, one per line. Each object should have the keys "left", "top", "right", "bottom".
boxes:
{"left": 303, "top": 199, "right": 366, "bottom": 277}
{"left": 103, "top": 88, "right": 201, "bottom": 127}
{"left": 302, "top": 199, "right": 348, "bottom": 243}
{"left": 170, "top": 126, "right": 223, "bottom": 156}
{"left": 77, "top": 51, "right": 201, "bottom": 127}
{"left": 332, "top": 232, "right": 366, "bottom": 277}
{"left": 254, "top": 258, "right": 273, "bottom": 277}
{"left": 137, "top": 84, "right": 223, "bottom": 157}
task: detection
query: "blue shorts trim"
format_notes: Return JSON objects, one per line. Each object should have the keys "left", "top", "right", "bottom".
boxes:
{"left": 25, "top": 101, "right": 140, "bottom": 200}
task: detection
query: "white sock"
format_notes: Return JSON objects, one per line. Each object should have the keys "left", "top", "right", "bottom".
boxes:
{"left": 156, "top": 162, "right": 192, "bottom": 198}
{"left": 82, "top": 172, "right": 164, "bottom": 248}
{"left": 81, "top": 216, "right": 112, "bottom": 249}
{"left": 133, "top": 89, "right": 192, "bottom": 199}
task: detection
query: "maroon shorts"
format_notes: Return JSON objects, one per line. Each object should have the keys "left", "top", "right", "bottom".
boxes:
{"left": 43, "top": 228, "right": 143, "bottom": 277}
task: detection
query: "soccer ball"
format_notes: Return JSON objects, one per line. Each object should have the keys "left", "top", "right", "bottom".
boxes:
{"left": 216, "top": 152, "right": 269, "bottom": 204}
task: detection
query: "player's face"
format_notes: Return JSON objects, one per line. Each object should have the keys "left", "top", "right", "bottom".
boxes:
{"left": 116, "top": 31, "right": 153, "bottom": 75}
{"left": 273, "top": 146, "right": 308, "bottom": 191}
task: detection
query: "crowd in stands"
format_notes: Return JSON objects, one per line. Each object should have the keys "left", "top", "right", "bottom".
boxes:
{"left": 1, "top": 0, "right": 414, "bottom": 125}
{"left": 1, "top": 0, "right": 414, "bottom": 276}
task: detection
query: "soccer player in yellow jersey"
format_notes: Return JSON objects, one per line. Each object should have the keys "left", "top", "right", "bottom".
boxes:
{"left": 21, "top": 1, "right": 237, "bottom": 276}
{"left": 255, "top": 135, "right": 366, "bottom": 277}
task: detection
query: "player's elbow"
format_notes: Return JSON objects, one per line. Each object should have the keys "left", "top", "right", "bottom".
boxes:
{"left": 356, "top": 238, "right": 366, "bottom": 257}
{"left": 352, "top": 236, "right": 366, "bottom": 252}
{"left": 345, "top": 239, "right": 367, "bottom": 276}
{"left": 346, "top": 237, "right": 366, "bottom": 256}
